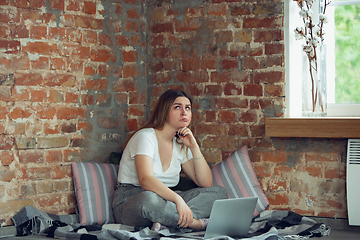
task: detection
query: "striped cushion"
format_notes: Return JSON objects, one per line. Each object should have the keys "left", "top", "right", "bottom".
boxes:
{"left": 211, "top": 145, "right": 269, "bottom": 217}
{"left": 71, "top": 162, "right": 119, "bottom": 225}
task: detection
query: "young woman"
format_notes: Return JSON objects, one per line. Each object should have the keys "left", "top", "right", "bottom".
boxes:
{"left": 112, "top": 89, "right": 228, "bottom": 231}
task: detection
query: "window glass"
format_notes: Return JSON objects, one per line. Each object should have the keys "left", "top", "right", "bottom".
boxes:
{"left": 333, "top": 1, "right": 360, "bottom": 104}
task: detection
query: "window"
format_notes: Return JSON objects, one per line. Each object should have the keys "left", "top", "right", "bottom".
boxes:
{"left": 285, "top": 0, "right": 360, "bottom": 117}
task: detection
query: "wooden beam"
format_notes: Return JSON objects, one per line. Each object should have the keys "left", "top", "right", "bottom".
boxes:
{"left": 265, "top": 118, "right": 360, "bottom": 138}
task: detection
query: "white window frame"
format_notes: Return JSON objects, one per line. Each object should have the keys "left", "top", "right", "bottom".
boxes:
{"left": 285, "top": 0, "right": 360, "bottom": 117}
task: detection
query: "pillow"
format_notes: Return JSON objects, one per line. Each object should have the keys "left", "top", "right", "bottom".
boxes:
{"left": 71, "top": 162, "right": 119, "bottom": 225}
{"left": 211, "top": 145, "right": 269, "bottom": 217}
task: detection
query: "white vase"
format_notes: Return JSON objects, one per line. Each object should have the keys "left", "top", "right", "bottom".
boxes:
{"left": 302, "top": 43, "right": 327, "bottom": 117}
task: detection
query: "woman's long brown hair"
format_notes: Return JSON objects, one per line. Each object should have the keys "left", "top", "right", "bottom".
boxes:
{"left": 122, "top": 89, "right": 193, "bottom": 149}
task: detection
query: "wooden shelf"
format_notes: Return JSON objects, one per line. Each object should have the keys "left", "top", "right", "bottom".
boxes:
{"left": 265, "top": 118, "right": 360, "bottom": 138}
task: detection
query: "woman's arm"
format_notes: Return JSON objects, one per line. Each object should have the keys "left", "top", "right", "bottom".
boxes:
{"left": 135, "top": 154, "right": 194, "bottom": 228}
{"left": 176, "top": 128, "right": 213, "bottom": 188}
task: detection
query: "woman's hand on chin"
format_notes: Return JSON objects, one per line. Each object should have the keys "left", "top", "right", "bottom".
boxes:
{"left": 176, "top": 127, "right": 198, "bottom": 149}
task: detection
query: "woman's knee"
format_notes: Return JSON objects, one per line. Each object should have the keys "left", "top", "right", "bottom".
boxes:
{"left": 208, "top": 186, "right": 228, "bottom": 199}
{"left": 135, "top": 191, "right": 165, "bottom": 209}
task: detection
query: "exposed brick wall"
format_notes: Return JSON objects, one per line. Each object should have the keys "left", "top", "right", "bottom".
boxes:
{"left": 0, "top": 0, "right": 146, "bottom": 225}
{"left": 0, "top": 0, "right": 348, "bottom": 226}
{"left": 146, "top": 0, "right": 347, "bottom": 220}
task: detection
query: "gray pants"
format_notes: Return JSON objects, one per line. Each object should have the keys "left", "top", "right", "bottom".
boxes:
{"left": 112, "top": 183, "right": 228, "bottom": 228}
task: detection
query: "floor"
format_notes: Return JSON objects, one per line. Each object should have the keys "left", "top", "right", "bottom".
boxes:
{"left": 1, "top": 229, "right": 360, "bottom": 239}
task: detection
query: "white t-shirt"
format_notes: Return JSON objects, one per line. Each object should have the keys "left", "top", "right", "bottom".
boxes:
{"left": 117, "top": 128, "right": 192, "bottom": 187}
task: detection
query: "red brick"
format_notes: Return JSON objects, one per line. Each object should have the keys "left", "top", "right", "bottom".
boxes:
{"left": 80, "top": 94, "right": 94, "bottom": 105}
{"left": 22, "top": 41, "right": 57, "bottom": 55}
{"left": 229, "top": 125, "right": 248, "bottom": 136}
{"left": 91, "top": 48, "right": 116, "bottom": 62}
{"left": 182, "top": 58, "right": 200, "bottom": 71}
{"left": 254, "top": 30, "right": 283, "bottom": 42}
{"left": 239, "top": 110, "right": 257, "bottom": 122}
{"left": 129, "top": 105, "right": 145, "bottom": 116}
{"left": 274, "top": 165, "right": 292, "bottom": 176}
{"left": 202, "top": 136, "right": 235, "bottom": 149}
{"left": 219, "top": 110, "right": 236, "bottom": 123}
{"left": 224, "top": 82, "right": 241, "bottom": 95}
{"left": 214, "top": 97, "right": 248, "bottom": 109}
{"left": 30, "top": 90, "right": 47, "bottom": 102}
{"left": 124, "top": 20, "right": 139, "bottom": 32}
{"left": 303, "top": 166, "right": 323, "bottom": 178}
{"left": 11, "top": 0, "right": 27, "bottom": 8}
{"left": 269, "top": 179, "right": 287, "bottom": 192}
{"left": 66, "top": 0, "right": 80, "bottom": 11}
{"left": 230, "top": 5, "right": 251, "bottom": 16}
{"left": 22, "top": 11, "right": 56, "bottom": 25}
{"left": 244, "top": 84, "right": 262, "bottom": 96}
{"left": 206, "top": 111, "right": 217, "bottom": 122}
{"left": 31, "top": 56, "right": 49, "bottom": 69}
{"left": 46, "top": 150, "right": 62, "bottom": 163}
{"left": 12, "top": 55, "right": 30, "bottom": 70}
{"left": 205, "top": 85, "right": 222, "bottom": 96}
{"left": 49, "top": 0, "right": 64, "bottom": 11}
{"left": 116, "top": 35, "right": 129, "bottom": 46}
{"left": 38, "top": 107, "right": 56, "bottom": 119}
{"left": 244, "top": 17, "right": 282, "bottom": 29}
{"left": 175, "top": 19, "right": 201, "bottom": 32}
{"left": 10, "top": 25, "right": 28, "bottom": 38}
{"left": 67, "top": 29, "right": 82, "bottom": 42}
{"left": 127, "top": 8, "right": 139, "bottom": 19}
{"left": 242, "top": 57, "right": 260, "bottom": 70}
{"left": 0, "top": 106, "right": 9, "bottom": 119}
{"left": 83, "top": 30, "right": 97, "bottom": 43}
{"left": 0, "top": 136, "right": 13, "bottom": 150}
{"left": 15, "top": 73, "right": 42, "bottom": 86}
{"left": 43, "top": 74, "right": 75, "bottom": 87}
{"left": 0, "top": 40, "right": 21, "bottom": 54}
{"left": 113, "top": 79, "right": 138, "bottom": 92}
{"left": 126, "top": 118, "right": 139, "bottom": 131}
{"left": 82, "top": 78, "right": 107, "bottom": 91}
{"left": 208, "top": 4, "right": 227, "bottom": 16}
{"left": 150, "top": 35, "right": 165, "bottom": 46}
{"left": 254, "top": 165, "right": 271, "bottom": 178}
{"left": 194, "top": 124, "right": 225, "bottom": 135}
{"left": 325, "top": 168, "right": 345, "bottom": 179}
{"left": 253, "top": 71, "right": 284, "bottom": 84}
{"left": 123, "top": 51, "right": 138, "bottom": 62}
{"left": 74, "top": 16, "right": 103, "bottom": 30}
{"left": 123, "top": 65, "right": 140, "bottom": 78}
{"left": 222, "top": 59, "right": 239, "bottom": 69}
{"left": 29, "top": 0, "right": 47, "bottom": 9}
{"left": 77, "top": 122, "right": 92, "bottom": 132}
{"left": 30, "top": 26, "right": 47, "bottom": 39}
{"left": 175, "top": 71, "right": 208, "bottom": 83}
{"left": 265, "top": 43, "right": 284, "bottom": 55}
{"left": 215, "top": 31, "right": 233, "bottom": 43}
{"left": 0, "top": 8, "right": 21, "bottom": 23}
{"left": 211, "top": 71, "right": 247, "bottom": 83}
{"left": 99, "top": 33, "right": 112, "bottom": 45}
{"left": 153, "top": 47, "right": 171, "bottom": 58}
{"left": 50, "top": 57, "right": 66, "bottom": 70}
{"left": 0, "top": 168, "right": 15, "bottom": 182}
{"left": 263, "top": 151, "right": 287, "bottom": 163}
{"left": 52, "top": 165, "right": 72, "bottom": 179}
{"left": 84, "top": 1, "right": 96, "bottom": 14}
{"left": 44, "top": 123, "right": 60, "bottom": 134}
{"left": 18, "top": 150, "right": 45, "bottom": 163}
{"left": 265, "top": 85, "right": 283, "bottom": 96}
{"left": 268, "top": 193, "right": 290, "bottom": 206}
{"left": 151, "top": 22, "right": 173, "bottom": 33}
{"left": 57, "top": 107, "right": 86, "bottom": 119}
{"left": 1, "top": 151, "right": 14, "bottom": 166}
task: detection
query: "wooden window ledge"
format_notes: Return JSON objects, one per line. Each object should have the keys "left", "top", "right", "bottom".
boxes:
{"left": 265, "top": 118, "right": 360, "bottom": 138}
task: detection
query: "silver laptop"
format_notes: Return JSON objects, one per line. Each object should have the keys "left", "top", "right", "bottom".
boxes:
{"left": 179, "top": 197, "right": 258, "bottom": 239}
